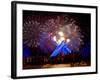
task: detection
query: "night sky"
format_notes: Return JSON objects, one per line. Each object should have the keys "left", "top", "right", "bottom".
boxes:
{"left": 23, "top": 10, "right": 91, "bottom": 59}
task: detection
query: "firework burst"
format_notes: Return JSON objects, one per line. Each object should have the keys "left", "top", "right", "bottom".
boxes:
{"left": 23, "top": 13, "right": 83, "bottom": 53}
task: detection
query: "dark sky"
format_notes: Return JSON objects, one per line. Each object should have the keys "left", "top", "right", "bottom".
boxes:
{"left": 23, "top": 10, "right": 91, "bottom": 56}
{"left": 23, "top": 10, "right": 91, "bottom": 43}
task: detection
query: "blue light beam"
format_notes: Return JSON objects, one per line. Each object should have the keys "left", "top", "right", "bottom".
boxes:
{"left": 50, "top": 41, "right": 71, "bottom": 57}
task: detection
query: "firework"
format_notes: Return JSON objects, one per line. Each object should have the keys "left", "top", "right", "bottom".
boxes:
{"left": 23, "top": 13, "right": 83, "bottom": 54}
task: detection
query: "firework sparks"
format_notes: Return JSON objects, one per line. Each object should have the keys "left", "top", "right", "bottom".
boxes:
{"left": 58, "top": 31, "right": 64, "bottom": 36}
{"left": 23, "top": 12, "right": 83, "bottom": 54}
{"left": 66, "top": 39, "right": 70, "bottom": 43}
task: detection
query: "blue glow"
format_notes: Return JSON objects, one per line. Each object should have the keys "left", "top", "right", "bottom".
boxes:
{"left": 62, "top": 44, "right": 71, "bottom": 55}
{"left": 81, "top": 42, "right": 90, "bottom": 58}
{"left": 23, "top": 45, "right": 31, "bottom": 58}
{"left": 50, "top": 41, "right": 71, "bottom": 57}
